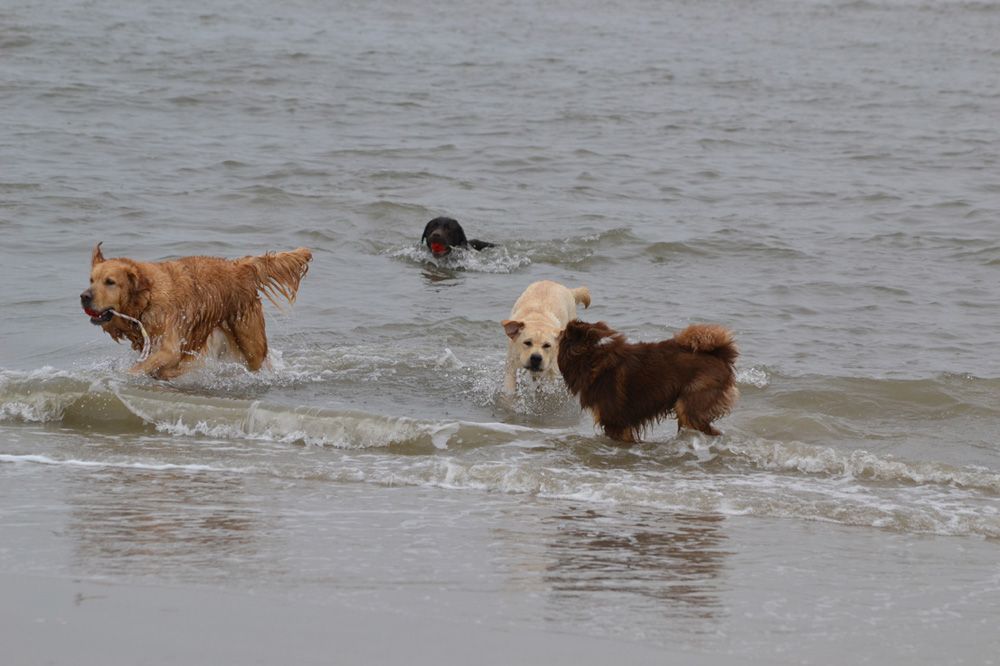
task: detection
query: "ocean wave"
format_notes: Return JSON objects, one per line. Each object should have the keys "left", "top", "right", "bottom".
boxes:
{"left": 4, "top": 362, "right": 998, "bottom": 538}
{"left": 720, "top": 437, "right": 1000, "bottom": 495}
{"left": 506, "top": 227, "right": 638, "bottom": 266}
{"left": 0, "top": 453, "right": 243, "bottom": 474}
{"left": 116, "top": 387, "right": 438, "bottom": 448}
{"left": 736, "top": 366, "right": 771, "bottom": 388}
{"left": 0, "top": 367, "right": 104, "bottom": 423}
{"left": 4, "top": 440, "right": 996, "bottom": 537}
{"left": 279, "top": 450, "right": 1000, "bottom": 538}
{"left": 758, "top": 372, "right": 1000, "bottom": 419}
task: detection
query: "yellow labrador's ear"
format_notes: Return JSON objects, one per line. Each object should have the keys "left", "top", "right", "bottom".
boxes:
{"left": 501, "top": 319, "right": 524, "bottom": 340}
{"left": 91, "top": 242, "right": 105, "bottom": 266}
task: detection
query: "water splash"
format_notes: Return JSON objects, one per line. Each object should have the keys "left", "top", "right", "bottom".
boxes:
{"left": 388, "top": 244, "right": 531, "bottom": 273}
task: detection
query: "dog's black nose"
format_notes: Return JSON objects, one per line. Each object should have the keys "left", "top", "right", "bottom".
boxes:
{"left": 80, "top": 289, "right": 93, "bottom": 306}
{"left": 529, "top": 353, "right": 543, "bottom": 370}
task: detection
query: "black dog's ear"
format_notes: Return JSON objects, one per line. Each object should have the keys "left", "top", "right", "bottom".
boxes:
{"left": 92, "top": 242, "right": 106, "bottom": 266}
{"left": 450, "top": 221, "right": 468, "bottom": 247}
{"left": 421, "top": 220, "right": 434, "bottom": 243}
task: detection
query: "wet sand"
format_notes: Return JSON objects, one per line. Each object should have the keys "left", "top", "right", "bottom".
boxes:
{"left": 3, "top": 573, "right": 684, "bottom": 666}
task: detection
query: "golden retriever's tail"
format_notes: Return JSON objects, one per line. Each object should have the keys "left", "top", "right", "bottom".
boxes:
{"left": 238, "top": 247, "right": 313, "bottom": 308}
{"left": 674, "top": 324, "right": 738, "bottom": 365}
{"left": 571, "top": 287, "right": 591, "bottom": 309}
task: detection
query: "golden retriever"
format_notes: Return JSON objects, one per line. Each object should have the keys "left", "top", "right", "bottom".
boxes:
{"left": 557, "top": 320, "right": 739, "bottom": 441}
{"left": 501, "top": 280, "right": 591, "bottom": 396}
{"left": 80, "top": 243, "right": 312, "bottom": 379}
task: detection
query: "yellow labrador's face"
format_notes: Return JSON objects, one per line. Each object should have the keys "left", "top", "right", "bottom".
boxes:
{"left": 503, "top": 320, "right": 561, "bottom": 373}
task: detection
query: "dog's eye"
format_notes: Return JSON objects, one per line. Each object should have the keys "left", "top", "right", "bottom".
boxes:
{"left": 523, "top": 340, "right": 532, "bottom": 347}
{"left": 104, "top": 278, "right": 116, "bottom": 286}
{"left": 542, "top": 343, "right": 552, "bottom": 349}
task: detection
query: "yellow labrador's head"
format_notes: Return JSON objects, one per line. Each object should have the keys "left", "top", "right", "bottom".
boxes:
{"left": 502, "top": 319, "right": 561, "bottom": 374}
{"left": 80, "top": 243, "right": 150, "bottom": 325}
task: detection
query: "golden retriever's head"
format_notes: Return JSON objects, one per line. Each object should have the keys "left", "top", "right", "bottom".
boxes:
{"left": 80, "top": 243, "right": 150, "bottom": 325}
{"left": 502, "top": 318, "right": 562, "bottom": 374}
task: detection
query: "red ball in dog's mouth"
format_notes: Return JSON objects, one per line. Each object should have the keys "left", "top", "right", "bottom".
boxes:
{"left": 83, "top": 306, "right": 113, "bottom": 324}
{"left": 430, "top": 242, "right": 448, "bottom": 256}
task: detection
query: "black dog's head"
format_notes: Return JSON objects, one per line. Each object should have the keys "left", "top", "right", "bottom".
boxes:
{"left": 421, "top": 217, "right": 469, "bottom": 258}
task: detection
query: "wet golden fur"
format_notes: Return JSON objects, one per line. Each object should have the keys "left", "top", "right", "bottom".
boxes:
{"left": 557, "top": 320, "right": 739, "bottom": 442}
{"left": 501, "top": 280, "right": 591, "bottom": 396}
{"left": 81, "top": 243, "right": 311, "bottom": 379}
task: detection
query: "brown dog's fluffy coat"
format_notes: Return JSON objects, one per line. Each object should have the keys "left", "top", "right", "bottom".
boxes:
{"left": 557, "top": 320, "right": 739, "bottom": 442}
{"left": 81, "top": 243, "right": 312, "bottom": 379}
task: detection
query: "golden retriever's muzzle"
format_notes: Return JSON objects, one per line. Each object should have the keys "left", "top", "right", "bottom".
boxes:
{"left": 80, "top": 289, "right": 113, "bottom": 325}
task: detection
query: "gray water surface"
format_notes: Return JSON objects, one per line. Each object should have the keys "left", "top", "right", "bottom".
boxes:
{"left": 2, "top": 0, "right": 999, "bottom": 663}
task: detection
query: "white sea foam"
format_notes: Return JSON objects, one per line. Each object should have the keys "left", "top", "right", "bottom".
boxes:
{"left": 722, "top": 438, "right": 1000, "bottom": 494}
{"left": 319, "top": 453, "right": 1000, "bottom": 538}
{"left": 737, "top": 366, "right": 770, "bottom": 388}
{"left": 0, "top": 367, "right": 94, "bottom": 423}
{"left": 388, "top": 244, "right": 532, "bottom": 273}
{"left": 112, "top": 386, "right": 573, "bottom": 449}
{"left": 0, "top": 453, "right": 242, "bottom": 474}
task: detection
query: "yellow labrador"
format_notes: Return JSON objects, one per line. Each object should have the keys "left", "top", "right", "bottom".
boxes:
{"left": 501, "top": 280, "right": 591, "bottom": 396}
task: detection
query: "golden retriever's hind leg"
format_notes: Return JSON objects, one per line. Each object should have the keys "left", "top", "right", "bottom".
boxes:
{"left": 229, "top": 305, "right": 269, "bottom": 371}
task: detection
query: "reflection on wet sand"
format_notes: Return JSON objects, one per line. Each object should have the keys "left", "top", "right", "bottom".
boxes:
{"left": 66, "top": 467, "right": 273, "bottom": 582}
{"left": 539, "top": 508, "right": 730, "bottom": 626}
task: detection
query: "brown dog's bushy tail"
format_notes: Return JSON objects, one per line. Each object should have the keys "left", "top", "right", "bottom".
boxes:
{"left": 674, "top": 324, "right": 738, "bottom": 365}
{"left": 237, "top": 247, "right": 313, "bottom": 308}
{"left": 571, "top": 287, "right": 591, "bottom": 309}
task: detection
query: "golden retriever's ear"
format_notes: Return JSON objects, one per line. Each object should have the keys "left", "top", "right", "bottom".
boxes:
{"left": 127, "top": 267, "right": 149, "bottom": 292}
{"left": 501, "top": 319, "right": 524, "bottom": 340}
{"left": 125, "top": 267, "right": 151, "bottom": 313}
{"left": 91, "top": 242, "right": 105, "bottom": 267}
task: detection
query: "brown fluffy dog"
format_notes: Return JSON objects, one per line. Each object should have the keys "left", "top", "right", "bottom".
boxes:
{"left": 80, "top": 243, "right": 312, "bottom": 379}
{"left": 557, "top": 320, "right": 739, "bottom": 441}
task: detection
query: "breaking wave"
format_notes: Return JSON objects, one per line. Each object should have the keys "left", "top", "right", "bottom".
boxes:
{"left": 3, "top": 366, "right": 999, "bottom": 537}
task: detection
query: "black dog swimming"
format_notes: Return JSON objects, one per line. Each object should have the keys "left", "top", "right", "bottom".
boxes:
{"left": 421, "top": 217, "right": 494, "bottom": 258}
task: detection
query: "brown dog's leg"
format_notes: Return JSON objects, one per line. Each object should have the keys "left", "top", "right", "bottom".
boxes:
{"left": 693, "top": 422, "right": 722, "bottom": 436}
{"left": 677, "top": 397, "right": 722, "bottom": 436}
{"left": 675, "top": 402, "right": 692, "bottom": 433}
{"left": 602, "top": 424, "right": 637, "bottom": 443}
{"left": 229, "top": 303, "right": 269, "bottom": 371}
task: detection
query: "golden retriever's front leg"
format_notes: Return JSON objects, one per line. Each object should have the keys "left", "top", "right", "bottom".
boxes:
{"left": 129, "top": 329, "right": 184, "bottom": 379}
{"left": 130, "top": 349, "right": 184, "bottom": 379}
